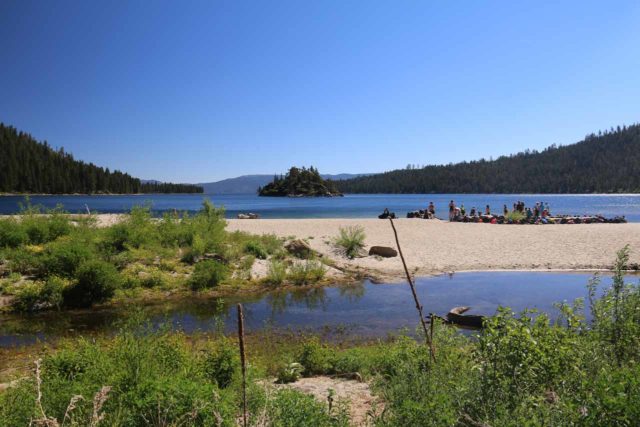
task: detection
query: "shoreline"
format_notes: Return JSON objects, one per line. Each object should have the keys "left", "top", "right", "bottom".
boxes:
{"left": 226, "top": 218, "right": 640, "bottom": 282}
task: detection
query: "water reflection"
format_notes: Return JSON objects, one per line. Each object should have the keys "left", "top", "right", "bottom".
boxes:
{"left": 1, "top": 272, "right": 635, "bottom": 348}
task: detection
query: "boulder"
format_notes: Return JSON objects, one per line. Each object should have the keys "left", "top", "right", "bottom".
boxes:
{"left": 368, "top": 246, "right": 398, "bottom": 258}
{"left": 285, "top": 239, "right": 313, "bottom": 258}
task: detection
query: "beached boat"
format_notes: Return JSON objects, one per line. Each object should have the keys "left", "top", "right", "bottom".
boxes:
{"left": 446, "top": 306, "right": 485, "bottom": 328}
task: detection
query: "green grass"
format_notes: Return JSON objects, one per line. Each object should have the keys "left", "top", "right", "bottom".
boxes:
{"left": 333, "top": 226, "right": 366, "bottom": 259}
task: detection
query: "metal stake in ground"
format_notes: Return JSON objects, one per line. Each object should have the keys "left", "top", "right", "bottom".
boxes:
{"left": 388, "top": 218, "right": 437, "bottom": 362}
{"left": 237, "top": 304, "right": 248, "bottom": 427}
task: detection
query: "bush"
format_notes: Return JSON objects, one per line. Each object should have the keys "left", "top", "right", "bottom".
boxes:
{"left": 0, "top": 219, "right": 27, "bottom": 248}
{"left": 288, "top": 260, "right": 326, "bottom": 285}
{"left": 12, "top": 276, "right": 68, "bottom": 312}
{"left": 298, "top": 337, "right": 334, "bottom": 376}
{"left": 266, "top": 260, "right": 287, "bottom": 286}
{"left": 63, "top": 260, "right": 120, "bottom": 307}
{"left": 245, "top": 240, "right": 268, "bottom": 259}
{"left": 202, "top": 338, "right": 239, "bottom": 388}
{"left": 40, "top": 239, "right": 93, "bottom": 278}
{"left": 334, "top": 226, "right": 366, "bottom": 258}
{"left": 268, "top": 389, "right": 349, "bottom": 427}
{"left": 189, "top": 260, "right": 228, "bottom": 290}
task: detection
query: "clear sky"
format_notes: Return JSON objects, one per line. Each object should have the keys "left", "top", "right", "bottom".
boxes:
{"left": 1, "top": 1, "right": 639, "bottom": 183}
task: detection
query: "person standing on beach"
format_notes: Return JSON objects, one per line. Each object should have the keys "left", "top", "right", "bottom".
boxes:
{"left": 503, "top": 204, "right": 509, "bottom": 216}
{"left": 449, "top": 200, "right": 455, "bottom": 221}
{"left": 485, "top": 205, "right": 491, "bottom": 215}
{"left": 428, "top": 202, "right": 435, "bottom": 217}
{"left": 460, "top": 204, "right": 466, "bottom": 216}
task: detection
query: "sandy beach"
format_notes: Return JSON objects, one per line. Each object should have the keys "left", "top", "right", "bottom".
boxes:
{"left": 227, "top": 218, "right": 640, "bottom": 281}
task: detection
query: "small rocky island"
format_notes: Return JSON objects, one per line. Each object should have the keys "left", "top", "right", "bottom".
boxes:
{"left": 258, "top": 166, "right": 343, "bottom": 197}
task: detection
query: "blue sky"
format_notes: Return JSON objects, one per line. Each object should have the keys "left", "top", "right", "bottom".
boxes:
{"left": 1, "top": 1, "right": 639, "bottom": 183}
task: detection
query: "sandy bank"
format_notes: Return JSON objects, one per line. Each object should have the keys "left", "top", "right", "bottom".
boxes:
{"left": 227, "top": 219, "right": 640, "bottom": 281}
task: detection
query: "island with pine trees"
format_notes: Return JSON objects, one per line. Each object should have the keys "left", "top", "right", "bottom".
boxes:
{"left": 258, "top": 166, "right": 343, "bottom": 197}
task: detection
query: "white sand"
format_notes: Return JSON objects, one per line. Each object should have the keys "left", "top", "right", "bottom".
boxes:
{"left": 227, "top": 218, "right": 640, "bottom": 281}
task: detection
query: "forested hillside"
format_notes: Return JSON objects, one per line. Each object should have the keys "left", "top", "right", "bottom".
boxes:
{"left": 337, "top": 124, "right": 640, "bottom": 194}
{"left": 0, "top": 124, "right": 202, "bottom": 194}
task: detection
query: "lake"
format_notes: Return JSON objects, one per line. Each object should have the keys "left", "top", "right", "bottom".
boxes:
{"left": 1, "top": 271, "right": 634, "bottom": 348}
{"left": 0, "top": 193, "right": 638, "bottom": 221}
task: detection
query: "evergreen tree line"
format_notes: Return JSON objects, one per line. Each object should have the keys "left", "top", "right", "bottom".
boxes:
{"left": 0, "top": 123, "right": 203, "bottom": 194}
{"left": 337, "top": 124, "right": 640, "bottom": 194}
{"left": 258, "top": 166, "right": 341, "bottom": 196}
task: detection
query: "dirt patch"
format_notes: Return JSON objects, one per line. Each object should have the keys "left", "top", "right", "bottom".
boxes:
{"left": 274, "top": 376, "right": 382, "bottom": 426}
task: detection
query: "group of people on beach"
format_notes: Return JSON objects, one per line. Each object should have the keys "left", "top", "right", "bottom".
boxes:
{"left": 445, "top": 200, "right": 552, "bottom": 222}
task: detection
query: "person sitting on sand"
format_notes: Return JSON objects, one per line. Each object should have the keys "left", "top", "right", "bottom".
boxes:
{"left": 428, "top": 202, "right": 435, "bottom": 216}
{"left": 460, "top": 204, "right": 466, "bottom": 216}
{"left": 470, "top": 207, "right": 476, "bottom": 217}
{"left": 533, "top": 203, "right": 540, "bottom": 217}
{"left": 526, "top": 207, "right": 533, "bottom": 219}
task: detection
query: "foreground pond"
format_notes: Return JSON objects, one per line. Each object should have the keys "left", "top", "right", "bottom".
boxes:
{"left": 1, "top": 272, "right": 634, "bottom": 348}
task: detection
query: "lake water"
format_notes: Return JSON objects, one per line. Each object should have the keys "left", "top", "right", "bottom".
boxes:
{"left": 1, "top": 272, "right": 633, "bottom": 348}
{"left": 0, "top": 193, "right": 638, "bottom": 221}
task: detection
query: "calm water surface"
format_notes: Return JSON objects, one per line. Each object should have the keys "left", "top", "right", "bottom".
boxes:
{"left": 0, "top": 193, "right": 638, "bottom": 221}
{"left": 2, "top": 272, "right": 634, "bottom": 348}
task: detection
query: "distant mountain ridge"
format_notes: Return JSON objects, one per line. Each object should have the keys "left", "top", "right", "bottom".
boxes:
{"left": 337, "top": 124, "right": 640, "bottom": 194}
{"left": 198, "top": 173, "right": 372, "bottom": 194}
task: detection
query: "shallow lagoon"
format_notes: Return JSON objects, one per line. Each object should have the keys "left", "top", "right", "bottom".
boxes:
{"left": 2, "top": 271, "right": 634, "bottom": 348}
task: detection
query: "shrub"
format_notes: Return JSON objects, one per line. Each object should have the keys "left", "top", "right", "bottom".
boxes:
{"left": 63, "top": 260, "right": 120, "bottom": 307}
{"left": 139, "top": 271, "right": 166, "bottom": 288}
{"left": 288, "top": 260, "right": 326, "bottom": 285}
{"left": 298, "top": 337, "right": 334, "bottom": 376}
{"left": 40, "top": 239, "right": 93, "bottom": 278}
{"left": 189, "top": 260, "right": 228, "bottom": 290}
{"left": 12, "top": 276, "right": 68, "bottom": 312}
{"left": 202, "top": 338, "right": 240, "bottom": 388}
{"left": 0, "top": 219, "right": 27, "bottom": 248}
{"left": 334, "top": 226, "right": 366, "bottom": 258}
{"left": 276, "top": 362, "right": 304, "bottom": 384}
{"left": 266, "top": 260, "right": 287, "bottom": 286}
{"left": 268, "top": 389, "right": 349, "bottom": 426}
{"left": 245, "top": 241, "right": 268, "bottom": 259}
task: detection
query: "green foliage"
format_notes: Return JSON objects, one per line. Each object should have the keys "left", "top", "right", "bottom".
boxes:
{"left": 0, "top": 218, "right": 28, "bottom": 248}
{"left": 266, "top": 260, "right": 287, "bottom": 286}
{"left": 276, "top": 362, "right": 305, "bottom": 384}
{"left": 267, "top": 389, "right": 350, "bottom": 427}
{"left": 40, "top": 238, "right": 94, "bottom": 278}
{"left": 588, "top": 245, "right": 640, "bottom": 365}
{"left": 12, "top": 276, "right": 68, "bottom": 311}
{"left": 298, "top": 337, "right": 334, "bottom": 375}
{"left": 287, "top": 260, "right": 326, "bottom": 285}
{"left": 245, "top": 240, "right": 268, "bottom": 259}
{"left": 189, "top": 260, "right": 229, "bottom": 290}
{"left": 63, "top": 260, "right": 120, "bottom": 307}
{"left": 333, "top": 226, "right": 365, "bottom": 259}
{"left": 202, "top": 338, "right": 240, "bottom": 388}
{"left": 337, "top": 123, "right": 640, "bottom": 193}
{"left": 259, "top": 166, "right": 342, "bottom": 197}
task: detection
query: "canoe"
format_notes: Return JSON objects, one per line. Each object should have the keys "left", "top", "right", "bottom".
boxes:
{"left": 446, "top": 306, "right": 485, "bottom": 328}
